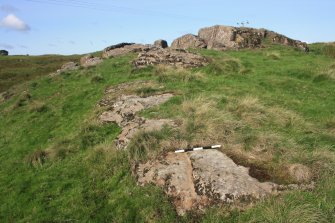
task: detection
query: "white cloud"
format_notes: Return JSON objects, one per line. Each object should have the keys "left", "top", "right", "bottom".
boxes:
{"left": 0, "top": 14, "right": 30, "bottom": 31}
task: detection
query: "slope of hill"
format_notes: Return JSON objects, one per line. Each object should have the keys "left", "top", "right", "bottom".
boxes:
{"left": 0, "top": 54, "right": 81, "bottom": 93}
{"left": 0, "top": 43, "right": 334, "bottom": 222}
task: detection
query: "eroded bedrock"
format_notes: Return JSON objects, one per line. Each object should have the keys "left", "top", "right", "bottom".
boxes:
{"left": 99, "top": 93, "right": 175, "bottom": 148}
{"left": 136, "top": 149, "right": 277, "bottom": 215}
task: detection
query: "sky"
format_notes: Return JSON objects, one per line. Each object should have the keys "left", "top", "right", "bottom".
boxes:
{"left": 0, "top": 0, "right": 334, "bottom": 55}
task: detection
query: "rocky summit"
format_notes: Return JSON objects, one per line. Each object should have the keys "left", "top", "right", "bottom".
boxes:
{"left": 172, "top": 25, "right": 309, "bottom": 52}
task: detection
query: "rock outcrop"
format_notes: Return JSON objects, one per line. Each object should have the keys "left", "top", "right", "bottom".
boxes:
{"left": 99, "top": 84, "right": 175, "bottom": 148}
{"left": 136, "top": 149, "right": 277, "bottom": 215}
{"left": 154, "top": 39, "right": 168, "bottom": 48}
{"left": 80, "top": 54, "right": 103, "bottom": 68}
{"left": 56, "top": 62, "right": 80, "bottom": 73}
{"left": 0, "top": 50, "right": 8, "bottom": 56}
{"left": 102, "top": 43, "right": 151, "bottom": 59}
{"left": 171, "top": 25, "right": 308, "bottom": 52}
{"left": 171, "top": 34, "right": 207, "bottom": 49}
{"left": 133, "top": 48, "right": 208, "bottom": 68}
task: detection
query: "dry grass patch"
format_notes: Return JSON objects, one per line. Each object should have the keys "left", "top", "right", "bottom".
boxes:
{"left": 266, "top": 51, "right": 281, "bottom": 60}
{"left": 248, "top": 198, "right": 327, "bottom": 223}
{"left": 181, "top": 97, "right": 241, "bottom": 144}
{"left": 207, "top": 57, "right": 244, "bottom": 75}
{"left": 154, "top": 64, "right": 205, "bottom": 83}
{"left": 228, "top": 96, "right": 267, "bottom": 126}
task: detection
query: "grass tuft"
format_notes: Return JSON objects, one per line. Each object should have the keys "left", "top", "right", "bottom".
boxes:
{"left": 248, "top": 198, "right": 327, "bottom": 223}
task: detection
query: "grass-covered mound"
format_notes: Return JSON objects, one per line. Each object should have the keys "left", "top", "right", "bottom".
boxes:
{"left": 0, "top": 44, "right": 334, "bottom": 222}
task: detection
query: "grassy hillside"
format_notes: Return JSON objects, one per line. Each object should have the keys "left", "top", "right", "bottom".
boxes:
{"left": 0, "top": 54, "right": 81, "bottom": 93}
{"left": 0, "top": 44, "right": 334, "bottom": 222}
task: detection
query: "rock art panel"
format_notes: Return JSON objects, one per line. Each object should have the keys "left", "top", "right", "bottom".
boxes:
{"left": 99, "top": 93, "right": 175, "bottom": 148}
{"left": 136, "top": 149, "right": 277, "bottom": 215}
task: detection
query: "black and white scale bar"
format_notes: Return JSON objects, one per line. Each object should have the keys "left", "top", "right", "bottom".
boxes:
{"left": 175, "top": 145, "right": 221, "bottom": 153}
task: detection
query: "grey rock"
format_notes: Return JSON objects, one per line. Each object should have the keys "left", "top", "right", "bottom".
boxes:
{"left": 99, "top": 93, "right": 175, "bottom": 148}
{"left": 80, "top": 54, "right": 103, "bottom": 67}
{"left": 102, "top": 43, "right": 151, "bottom": 59}
{"left": 171, "top": 34, "right": 207, "bottom": 49}
{"left": 133, "top": 48, "right": 208, "bottom": 68}
{"left": 53, "top": 62, "right": 79, "bottom": 75}
{"left": 136, "top": 149, "right": 277, "bottom": 215}
{"left": 154, "top": 39, "right": 168, "bottom": 48}
{"left": 198, "top": 25, "right": 309, "bottom": 51}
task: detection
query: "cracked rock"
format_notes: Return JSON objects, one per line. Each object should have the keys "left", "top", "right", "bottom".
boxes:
{"left": 136, "top": 149, "right": 277, "bottom": 215}
{"left": 99, "top": 93, "right": 175, "bottom": 148}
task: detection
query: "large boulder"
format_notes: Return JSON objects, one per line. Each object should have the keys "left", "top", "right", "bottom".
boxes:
{"left": 169, "top": 25, "right": 308, "bottom": 51}
{"left": 198, "top": 25, "right": 266, "bottom": 50}
{"left": 198, "top": 25, "right": 308, "bottom": 51}
{"left": 102, "top": 43, "right": 151, "bottom": 59}
{"left": 133, "top": 48, "right": 208, "bottom": 68}
{"left": 0, "top": 50, "right": 8, "bottom": 56}
{"left": 154, "top": 39, "right": 168, "bottom": 48}
{"left": 171, "top": 34, "right": 207, "bottom": 49}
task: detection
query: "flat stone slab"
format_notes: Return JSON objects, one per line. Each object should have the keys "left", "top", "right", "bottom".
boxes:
{"left": 136, "top": 149, "right": 277, "bottom": 215}
{"left": 99, "top": 93, "right": 175, "bottom": 148}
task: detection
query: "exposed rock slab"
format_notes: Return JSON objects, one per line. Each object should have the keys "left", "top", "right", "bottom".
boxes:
{"left": 53, "top": 62, "right": 80, "bottom": 75}
{"left": 136, "top": 149, "right": 277, "bottom": 215}
{"left": 80, "top": 54, "right": 103, "bottom": 67}
{"left": 137, "top": 152, "right": 207, "bottom": 215}
{"left": 132, "top": 48, "right": 208, "bottom": 68}
{"left": 102, "top": 43, "right": 152, "bottom": 59}
{"left": 99, "top": 93, "right": 175, "bottom": 148}
{"left": 171, "top": 34, "right": 207, "bottom": 49}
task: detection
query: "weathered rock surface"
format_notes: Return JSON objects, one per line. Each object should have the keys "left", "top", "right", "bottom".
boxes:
{"left": 171, "top": 34, "right": 207, "bottom": 49}
{"left": 56, "top": 62, "right": 80, "bottom": 74}
{"left": 154, "top": 39, "right": 168, "bottom": 48}
{"left": 99, "top": 93, "right": 175, "bottom": 148}
{"left": 102, "top": 43, "right": 151, "bottom": 59}
{"left": 171, "top": 25, "right": 308, "bottom": 52}
{"left": 0, "top": 50, "right": 9, "bottom": 56}
{"left": 133, "top": 48, "right": 208, "bottom": 68}
{"left": 136, "top": 149, "right": 277, "bottom": 215}
{"left": 80, "top": 54, "right": 103, "bottom": 68}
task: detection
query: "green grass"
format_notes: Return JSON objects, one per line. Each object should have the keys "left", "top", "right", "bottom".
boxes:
{"left": 0, "top": 54, "right": 81, "bottom": 92}
{"left": 0, "top": 44, "right": 334, "bottom": 222}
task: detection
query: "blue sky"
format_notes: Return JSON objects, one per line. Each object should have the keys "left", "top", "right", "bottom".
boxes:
{"left": 0, "top": 0, "right": 334, "bottom": 55}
